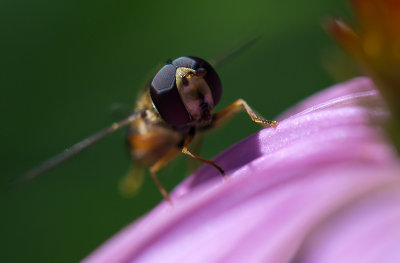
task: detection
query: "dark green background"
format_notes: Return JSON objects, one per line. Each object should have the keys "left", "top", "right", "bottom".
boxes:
{"left": 1, "top": 0, "right": 350, "bottom": 262}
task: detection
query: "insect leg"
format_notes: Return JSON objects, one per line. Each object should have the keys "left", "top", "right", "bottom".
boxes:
{"left": 181, "top": 135, "right": 225, "bottom": 175}
{"left": 186, "top": 134, "right": 204, "bottom": 173}
{"left": 211, "top": 99, "right": 277, "bottom": 128}
{"left": 149, "top": 148, "right": 181, "bottom": 203}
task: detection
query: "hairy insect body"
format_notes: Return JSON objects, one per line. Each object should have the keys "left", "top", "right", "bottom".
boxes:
{"left": 127, "top": 91, "right": 182, "bottom": 166}
{"left": 20, "top": 56, "right": 277, "bottom": 203}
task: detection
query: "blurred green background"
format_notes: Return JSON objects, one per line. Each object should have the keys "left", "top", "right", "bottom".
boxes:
{"left": 1, "top": 0, "right": 350, "bottom": 262}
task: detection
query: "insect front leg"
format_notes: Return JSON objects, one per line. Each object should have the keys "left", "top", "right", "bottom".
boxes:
{"left": 181, "top": 134, "right": 225, "bottom": 175}
{"left": 211, "top": 99, "right": 277, "bottom": 128}
{"left": 149, "top": 148, "right": 181, "bottom": 203}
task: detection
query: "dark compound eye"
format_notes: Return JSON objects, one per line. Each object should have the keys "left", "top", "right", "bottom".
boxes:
{"left": 150, "top": 57, "right": 223, "bottom": 127}
{"left": 195, "top": 67, "right": 207, "bottom": 77}
{"left": 150, "top": 64, "right": 192, "bottom": 126}
{"left": 172, "top": 56, "right": 222, "bottom": 105}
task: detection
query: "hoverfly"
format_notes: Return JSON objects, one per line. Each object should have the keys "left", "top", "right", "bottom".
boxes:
{"left": 17, "top": 42, "right": 277, "bottom": 202}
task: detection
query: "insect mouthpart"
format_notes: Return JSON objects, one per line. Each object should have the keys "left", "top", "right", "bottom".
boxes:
{"left": 200, "top": 103, "right": 212, "bottom": 121}
{"left": 171, "top": 67, "right": 214, "bottom": 124}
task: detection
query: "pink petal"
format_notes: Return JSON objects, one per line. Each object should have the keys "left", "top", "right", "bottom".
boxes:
{"left": 279, "top": 77, "right": 383, "bottom": 118}
{"left": 295, "top": 174, "right": 400, "bottom": 263}
{"left": 83, "top": 77, "right": 400, "bottom": 263}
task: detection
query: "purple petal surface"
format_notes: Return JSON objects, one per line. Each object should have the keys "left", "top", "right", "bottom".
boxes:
{"left": 83, "top": 77, "right": 400, "bottom": 263}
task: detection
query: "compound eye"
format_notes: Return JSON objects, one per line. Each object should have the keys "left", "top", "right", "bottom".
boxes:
{"left": 150, "top": 64, "right": 192, "bottom": 126}
{"left": 196, "top": 67, "right": 207, "bottom": 77}
{"left": 197, "top": 59, "right": 222, "bottom": 105}
{"left": 172, "top": 56, "right": 222, "bottom": 105}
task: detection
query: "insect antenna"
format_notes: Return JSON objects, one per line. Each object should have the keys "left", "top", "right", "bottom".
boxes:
{"left": 14, "top": 109, "right": 145, "bottom": 187}
{"left": 210, "top": 36, "right": 262, "bottom": 68}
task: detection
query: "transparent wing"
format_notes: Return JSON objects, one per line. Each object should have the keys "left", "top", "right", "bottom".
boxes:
{"left": 14, "top": 109, "right": 145, "bottom": 186}
{"left": 210, "top": 36, "right": 261, "bottom": 68}
{"left": 109, "top": 102, "right": 134, "bottom": 121}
